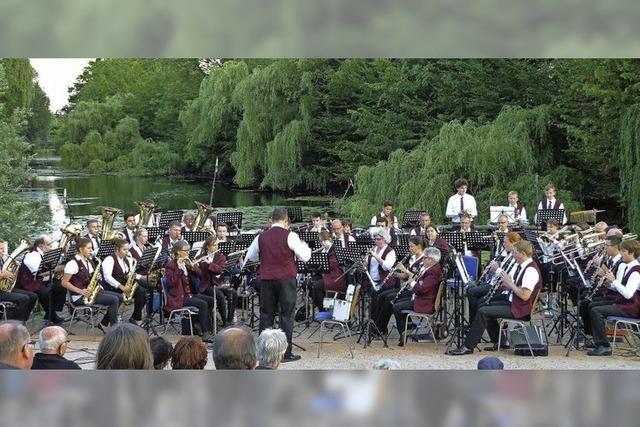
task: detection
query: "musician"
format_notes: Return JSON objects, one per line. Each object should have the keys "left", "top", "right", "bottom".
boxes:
{"left": 343, "top": 219, "right": 353, "bottom": 236}
{"left": 122, "top": 212, "right": 137, "bottom": 244}
{"left": 243, "top": 208, "right": 311, "bottom": 362}
{"left": 61, "top": 238, "right": 120, "bottom": 333}
{"left": 368, "top": 228, "right": 397, "bottom": 290}
{"left": 456, "top": 213, "right": 477, "bottom": 257}
{"left": 15, "top": 235, "right": 66, "bottom": 324}
{"left": 410, "top": 213, "right": 431, "bottom": 236}
{"left": 310, "top": 212, "right": 328, "bottom": 233}
{"left": 160, "top": 221, "right": 182, "bottom": 253}
{"left": 216, "top": 223, "right": 233, "bottom": 243}
{"left": 101, "top": 239, "right": 146, "bottom": 325}
{"left": 467, "top": 232, "right": 522, "bottom": 322}
{"left": 535, "top": 183, "right": 567, "bottom": 225}
{"left": 374, "top": 217, "right": 398, "bottom": 246}
{"left": 331, "top": 219, "right": 355, "bottom": 248}
{"left": 425, "top": 225, "right": 449, "bottom": 265}
{"left": 446, "top": 178, "right": 477, "bottom": 224}
{"left": 374, "top": 236, "right": 425, "bottom": 335}
{"left": 393, "top": 247, "right": 444, "bottom": 346}
{"left": 496, "top": 214, "right": 510, "bottom": 233}
{"left": 165, "top": 240, "right": 215, "bottom": 342}
{"left": 197, "top": 236, "right": 237, "bottom": 326}
{"left": 84, "top": 219, "right": 101, "bottom": 257}
{"left": 182, "top": 212, "right": 197, "bottom": 232}
{"left": 370, "top": 201, "right": 399, "bottom": 235}
{"left": 0, "top": 239, "right": 33, "bottom": 322}
{"left": 448, "top": 240, "right": 542, "bottom": 355}
{"left": 508, "top": 191, "right": 528, "bottom": 223}
{"left": 308, "top": 231, "right": 347, "bottom": 312}
{"left": 130, "top": 228, "right": 149, "bottom": 261}
{"left": 586, "top": 239, "right": 640, "bottom": 356}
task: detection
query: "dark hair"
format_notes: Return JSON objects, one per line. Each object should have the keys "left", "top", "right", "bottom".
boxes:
{"left": 271, "top": 208, "right": 289, "bottom": 223}
{"left": 95, "top": 323, "right": 153, "bottom": 370}
{"left": 382, "top": 201, "right": 393, "bottom": 208}
{"left": 344, "top": 219, "right": 353, "bottom": 228}
{"left": 621, "top": 239, "right": 640, "bottom": 258}
{"left": 204, "top": 235, "right": 218, "bottom": 248}
{"left": 168, "top": 220, "right": 182, "bottom": 229}
{"left": 606, "top": 235, "right": 622, "bottom": 247}
{"left": 34, "top": 236, "right": 46, "bottom": 249}
{"left": 216, "top": 223, "right": 228, "bottom": 230}
{"left": 125, "top": 212, "right": 136, "bottom": 220}
{"left": 409, "top": 235, "right": 425, "bottom": 248}
{"left": 376, "top": 216, "right": 388, "bottom": 226}
{"left": 113, "top": 238, "right": 128, "bottom": 251}
{"left": 454, "top": 178, "right": 468, "bottom": 189}
{"left": 76, "top": 237, "right": 92, "bottom": 250}
{"left": 546, "top": 218, "right": 560, "bottom": 228}
{"left": 150, "top": 336, "right": 173, "bottom": 369}
{"left": 86, "top": 219, "right": 99, "bottom": 226}
{"left": 311, "top": 211, "right": 322, "bottom": 219}
{"left": 212, "top": 326, "right": 257, "bottom": 370}
{"left": 171, "top": 336, "right": 208, "bottom": 370}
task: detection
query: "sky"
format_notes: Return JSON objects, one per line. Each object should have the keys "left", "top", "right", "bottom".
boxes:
{"left": 30, "top": 58, "right": 92, "bottom": 113}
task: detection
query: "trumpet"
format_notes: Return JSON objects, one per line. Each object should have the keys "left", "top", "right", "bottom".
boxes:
{"left": 623, "top": 233, "right": 638, "bottom": 241}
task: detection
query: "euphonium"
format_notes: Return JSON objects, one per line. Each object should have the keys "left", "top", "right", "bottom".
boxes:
{"left": 58, "top": 224, "right": 82, "bottom": 250}
{"left": 194, "top": 201, "right": 214, "bottom": 232}
{"left": 99, "top": 206, "right": 125, "bottom": 241}
{"left": 0, "top": 238, "right": 31, "bottom": 293}
{"left": 122, "top": 258, "right": 138, "bottom": 304}
{"left": 135, "top": 200, "right": 157, "bottom": 227}
{"left": 84, "top": 258, "right": 103, "bottom": 306}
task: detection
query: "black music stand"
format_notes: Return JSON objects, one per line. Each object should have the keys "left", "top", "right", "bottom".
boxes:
{"left": 188, "top": 249, "right": 200, "bottom": 260}
{"left": 136, "top": 247, "right": 160, "bottom": 273}
{"left": 299, "top": 231, "right": 320, "bottom": 250}
{"left": 402, "top": 211, "right": 425, "bottom": 229}
{"left": 355, "top": 234, "right": 374, "bottom": 246}
{"left": 440, "top": 232, "right": 465, "bottom": 253}
{"left": 182, "top": 231, "right": 212, "bottom": 244}
{"left": 224, "top": 251, "right": 245, "bottom": 273}
{"left": 96, "top": 241, "right": 115, "bottom": 260}
{"left": 238, "top": 233, "right": 257, "bottom": 245}
{"left": 61, "top": 244, "right": 77, "bottom": 264}
{"left": 38, "top": 249, "right": 63, "bottom": 326}
{"left": 296, "top": 252, "right": 331, "bottom": 329}
{"left": 137, "top": 246, "right": 161, "bottom": 336}
{"left": 218, "top": 242, "right": 234, "bottom": 256}
{"left": 216, "top": 211, "right": 243, "bottom": 232}
{"left": 146, "top": 227, "right": 163, "bottom": 243}
{"left": 158, "top": 210, "right": 184, "bottom": 228}
{"left": 535, "top": 208, "right": 565, "bottom": 228}
{"left": 395, "top": 234, "right": 410, "bottom": 247}
{"left": 285, "top": 207, "right": 303, "bottom": 223}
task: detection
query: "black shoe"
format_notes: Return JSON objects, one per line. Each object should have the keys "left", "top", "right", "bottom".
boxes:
{"left": 49, "top": 315, "right": 66, "bottom": 325}
{"left": 447, "top": 346, "right": 473, "bottom": 356}
{"left": 484, "top": 342, "right": 510, "bottom": 351}
{"left": 96, "top": 323, "right": 107, "bottom": 334}
{"left": 281, "top": 353, "right": 302, "bottom": 363}
{"left": 587, "top": 345, "right": 612, "bottom": 356}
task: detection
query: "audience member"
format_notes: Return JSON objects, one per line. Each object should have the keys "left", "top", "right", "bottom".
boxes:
{"left": 256, "top": 328, "right": 287, "bottom": 370}
{"left": 32, "top": 326, "right": 81, "bottom": 370}
{"left": 212, "top": 326, "right": 257, "bottom": 370}
{"left": 171, "top": 336, "right": 208, "bottom": 370}
{"left": 0, "top": 320, "right": 34, "bottom": 369}
{"left": 150, "top": 336, "right": 174, "bottom": 370}
{"left": 95, "top": 323, "right": 153, "bottom": 369}
{"left": 477, "top": 356, "right": 504, "bottom": 370}
{"left": 372, "top": 359, "right": 401, "bottom": 370}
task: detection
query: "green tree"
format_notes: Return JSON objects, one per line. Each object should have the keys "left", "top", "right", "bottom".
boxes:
{"left": 0, "top": 58, "right": 35, "bottom": 119}
{"left": 25, "top": 82, "right": 52, "bottom": 148}
{"left": 619, "top": 106, "right": 640, "bottom": 233}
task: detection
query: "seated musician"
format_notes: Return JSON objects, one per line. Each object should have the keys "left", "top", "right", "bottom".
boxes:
{"left": 309, "top": 212, "right": 328, "bottom": 233}
{"left": 508, "top": 191, "right": 527, "bottom": 224}
{"left": 374, "top": 236, "right": 425, "bottom": 335}
{"left": 446, "top": 178, "right": 477, "bottom": 225}
{"left": 101, "top": 239, "right": 146, "bottom": 326}
{"left": 164, "top": 240, "right": 215, "bottom": 341}
{"left": 61, "top": 238, "right": 120, "bottom": 333}
{"left": 393, "top": 247, "right": 444, "bottom": 346}
{"left": 216, "top": 223, "right": 233, "bottom": 243}
{"left": 370, "top": 201, "right": 399, "bottom": 235}
{"left": 448, "top": 240, "right": 542, "bottom": 355}
{"left": 535, "top": 183, "right": 567, "bottom": 225}
{"left": 494, "top": 215, "right": 511, "bottom": 256}
{"left": 586, "top": 239, "right": 640, "bottom": 356}
{"left": 467, "top": 232, "right": 522, "bottom": 322}
{"left": 160, "top": 221, "right": 182, "bottom": 253}
{"left": 309, "top": 231, "right": 347, "bottom": 312}
{"left": 331, "top": 219, "right": 355, "bottom": 248}
{"left": 425, "top": 225, "right": 449, "bottom": 264}
{"left": 122, "top": 212, "right": 137, "bottom": 244}
{"left": 368, "top": 228, "right": 397, "bottom": 320}
{"left": 456, "top": 214, "right": 477, "bottom": 257}
{"left": 84, "top": 219, "right": 101, "bottom": 258}
{"left": 0, "top": 239, "right": 33, "bottom": 322}
{"left": 343, "top": 219, "right": 353, "bottom": 236}
{"left": 129, "top": 227, "right": 153, "bottom": 287}
{"left": 15, "top": 235, "right": 66, "bottom": 324}
{"left": 182, "top": 212, "right": 197, "bottom": 232}
{"left": 197, "top": 236, "right": 237, "bottom": 326}
{"left": 410, "top": 213, "right": 431, "bottom": 236}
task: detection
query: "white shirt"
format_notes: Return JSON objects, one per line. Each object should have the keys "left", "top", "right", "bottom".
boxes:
{"left": 610, "top": 260, "right": 640, "bottom": 300}
{"left": 335, "top": 233, "right": 356, "bottom": 248}
{"left": 510, "top": 203, "right": 528, "bottom": 223}
{"left": 243, "top": 223, "right": 312, "bottom": 267}
{"left": 535, "top": 198, "right": 567, "bottom": 224}
{"left": 86, "top": 233, "right": 100, "bottom": 257}
{"left": 102, "top": 255, "right": 130, "bottom": 290}
{"left": 125, "top": 228, "right": 135, "bottom": 243}
{"left": 446, "top": 193, "right": 477, "bottom": 222}
{"left": 23, "top": 248, "right": 45, "bottom": 274}
{"left": 509, "top": 258, "right": 539, "bottom": 302}
{"left": 370, "top": 212, "right": 399, "bottom": 231}
{"left": 368, "top": 245, "right": 396, "bottom": 282}
{"left": 64, "top": 255, "right": 95, "bottom": 302}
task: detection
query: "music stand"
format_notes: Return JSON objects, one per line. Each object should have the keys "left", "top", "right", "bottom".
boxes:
{"left": 296, "top": 252, "right": 331, "bottom": 330}
{"left": 188, "top": 249, "right": 201, "bottom": 260}
{"left": 38, "top": 248, "right": 63, "bottom": 325}
{"left": 182, "top": 231, "right": 212, "bottom": 244}
{"left": 466, "top": 231, "right": 493, "bottom": 250}
{"left": 392, "top": 244, "right": 410, "bottom": 260}
{"left": 299, "top": 231, "right": 320, "bottom": 250}
{"left": 355, "top": 234, "right": 374, "bottom": 246}
{"left": 136, "top": 246, "right": 161, "bottom": 336}
{"left": 146, "top": 227, "right": 163, "bottom": 243}
{"left": 218, "top": 242, "right": 235, "bottom": 256}
{"left": 237, "top": 233, "right": 257, "bottom": 245}
{"left": 334, "top": 247, "right": 363, "bottom": 267}
{"left": 440, "top": 232, "right": 465, "bottom": 253}
{"left": 136, "top": 247, "right": 160, "bottom": 273}
{"left": 96, "top": 241, "right": 115, "bottom": 260}
{"left": 401, "top": 211, "right": 425, "bottom": 228}
{"left": 224, "top": 251, "right": 245, "bottom": 273}
{"left": 490, "top": 206, "right": 516, "bottom": 224}
{"left": 216, "top": 211, "right": 243, "bottom": 231}
{"left": 535, "top": 209, "right": 565, "bottom": 227}
{"left": 395, "top": 234, "right": 410, "bottom": 247}
{"left": 158, "top": 210, "right": 184, "bottom": 228}
{"left": 61, "top": 244, "right": 77, "bottom": 264}
{"left": 285, "top": 207, "right": 303, "bottom": 223}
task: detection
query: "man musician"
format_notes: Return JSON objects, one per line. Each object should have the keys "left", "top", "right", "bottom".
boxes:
{"left": 508, "top": 191, "right": 528, "bottom": 224}
{"left": 535, "top": 183, "right": 567, "bottom": 225}
{"left": 410, "top": 213, "right": 432, "bottom": 236}
{"left": 331, "top": 218, "right": 355, "bottom": 248}
{"left": 370, "top": 201, "right": 399, "bottom": 235}
{"left": 0, "top": 239, "right": 33, "bottom": 322}
{"left": 84, "top": 219, "right": 101, "bottom": 258}
{"left": 216, "top": 223, "right": 233, "bottom": 243}
{"left": 182, "top": 212, "right": 197, "bottom": 233}
{"left": 309, "top": 212, "right": 328, "bottom": 233}
{"left": 446, "top": 178, "right": 477, "bottom": 224}
{"left": 122, "top": 212, "right": 137, "bottom": 244}
{"left": 243, "top": 208, "right": 311, "bottom": 362}
{"left": 448, "top": 240, "right": 542, "bottom": 355}
{"left": 160, "top": 221, "right": 182, "bottom": 254}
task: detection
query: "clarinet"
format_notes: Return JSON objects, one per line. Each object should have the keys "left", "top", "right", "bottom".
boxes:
{"left": 479, "top": 254, "right": 516, "bottom": 305}
{"left": 376, "top": 252, "right": 411, "bottom": 291}
{"left": 392, "top": 264, "right": 427, "bottom": 304}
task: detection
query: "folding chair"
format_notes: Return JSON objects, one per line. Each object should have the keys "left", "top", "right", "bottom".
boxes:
{"left": 402, "top": 281, "right": 446, "bottom": 347}
{"left": 497, "top": 287, "right": 545, "bottom": 357}
{"left": 607, "top": 316, "right": 640, "bottom": 356}
{"left": 66, "top": 293, "right": 108, "bottom": 336}
{"left": 161, "top": 277, "right": 199, "bottom": 336}
{"left": 0, "top": 301, "right": 15, "bottom": 321}
{"left": 316, "top": 285, "right": 361, "bottom": 359}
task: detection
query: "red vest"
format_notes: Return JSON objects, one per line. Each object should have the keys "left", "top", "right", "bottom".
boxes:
{"left": 511, "top": 261, "right": 542, "bottom": 320}
{"left": 413, "top": 226, "right": 425, "bottom": 236}
{"left": 368, "top": 245, "right": 396, "bottom": 289}
{"left": 413, "top": 263, "right": 443, "bottom": 314}
{"left": 614, "top": 265, "right": 640, "bottom": 317}
{"left": 322, "top": 247, "right": 346, "bottom": 293}
{"left": 106, "top": 255, "right": 130, "bottom": 291}
{"left": 16, "top": 251, "right": 42, "bottom": 292}
{"left": 69, "top": 257, "right": 95, "bottom": 293}
{"left": 197, "top": 252, "right": 227, "bottom": 293}
{"left": 258, "top": 227, "right": 297, "bottom": 280}
{"left": 163, "top": 259, "right": 195, "bottom": 312}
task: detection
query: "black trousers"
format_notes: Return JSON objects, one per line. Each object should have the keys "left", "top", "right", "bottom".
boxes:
{"left": 0, "top": 289, "right": 32, "bottom": 321}
{"left": 580, "top": 296, "right": 610, "bottom": 335}
{"left": 589, "top": 302, "right": 628, "bottom": 347}
{"left": 392, "top": 297, "right": 415, "bottom": 336}
{"left": 127, "top": 285, "right": 147, "bottom": 322}
{"left": 376, "top": 288, "right": 411, "bottom": 333}
{"left": 16, "top": 285, "right": 64, "bottom": 321}
{"left": 73, "top": 290, "right": 121, "bottom": 326}
{"left": 219, "top": 287, "right": 238, "bottom": 323}
{"left": 259, "top": 278, "right": 297, "bottom": 355}
{"left": 309, "top": 278, "right": 326, "bottom": 312}
{"left": 466, "top": 283, "right": 492, "bottom": 321}
{"left": 201, "top": 286, "right": 229, "bottom": 325}
{"left": 183, "top": 294, "right": 214, "bottom": 333}
{"left": 464, "top": 301, "right": 514, "bottom": 350}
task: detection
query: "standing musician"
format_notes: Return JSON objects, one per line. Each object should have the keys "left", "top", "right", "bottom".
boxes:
{"left": 164, "top": 240, "right": 215, "bottom": 342}
{"left": 535, "top": 183, "right": 567, "bottom": 225}
{"left": 370, "top": 201, "right": 399, "bottom": 235}
{"left": 160, "top": 221, "right": 182, "bottom": 253}
{"left": 308, "top": 230, "right": 347, "bottom": 312}
{"left": 243, "top": 208, "right": 311, "bottom": 362}
{"left": 392, "top": 247, "right": 444, "bottom": 346}
{"left": 508, "top": 191, "right": 528, "bottom": 224}
{"left": 15, "top": 235, "right": 66, "bottom": 324}
{"left": 122, "top": 212, "right": 137, "bottom": 244}
{"left": 331, "top": 218, "right": 355, "bottom": 248}
{"left": 586, "top": 239, "right": 640, "bottom": 356}
{"left": 446, "top": 178, "right": 477, "bottom": 224}
{"left": 374, "top": 235, "right": 426, "bottom": 335}
{"left": 424, "top": 225, "right": 449, "bottom": 265}
{"left": 309, "top": 212, "right": 328, "bottom": 233}
{"left": 197, "top": 236, "right": 237, "bottom": 326}
{"left": 216, "top": 223, "right": 233, "bottom": 243}
{"left": 410, "top": 213, "right": 432, "bottom": 236}
{"left": 101, "top": 239, "right": 146, "bottom": 326}
{"left": 0, "top": 239, "right": 33, "bottom": 321}
{"left": 182, "top": 212, "right": 197, "bottom": 233}
{"left": 61, "top": 238, "right": 120, "bottom": 333}
{"left": 84, "top": 218, "right": 101, "bottom": 257}
{"left": 448, "top": 240, "right": 542, "bottom": 355}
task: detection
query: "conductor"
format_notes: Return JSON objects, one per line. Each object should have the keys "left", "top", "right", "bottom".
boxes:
{"left": 243, "top": 208, "right": 311, "bottom": 362}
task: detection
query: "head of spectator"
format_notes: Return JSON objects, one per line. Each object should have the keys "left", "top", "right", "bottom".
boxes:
{"left": 95, "top": 323, "right": 153, "bottom": 370}
{"left": 372, "top": 358, "right": 401, "bottom": 370}
{"left": 212, "top": 326, "right": 257, "bottom": 370}
{"left": 150, "top": 336, "right": 173, "bottom": 370}
{"left": 256, "top": 328, "right": 287, "bottom": 370}
{"left": 171, "top": 336, "right": 208, "bottom": 370}
{"left": 0, "top": 321, "right": 33, "bottom": 369}
{"left": 38, "top": 326, "right": 69, "bottom": 357}
{"left": 477, "top": 356, "right": 504, "bottom": 370}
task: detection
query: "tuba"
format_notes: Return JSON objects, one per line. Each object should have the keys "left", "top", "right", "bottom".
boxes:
{"left": 194, "top": 201, "right": 214, "bottom": 232}
{"left": 99, "top": 206, "right": 126, "bottom": 241}
{"left": 84, "top": 258, "right": 103, "bottom": 306}
{"left": 122, "top": 257, "right": 138, "bottom": 304}
{"left": 136, "top": 200, "right": 157, "bottom": 227}
{"left": 58, "top": 224, "right": 82, "bottom": 251}
{"left": 0, "top": 238, "right": 31, "bottom": 293}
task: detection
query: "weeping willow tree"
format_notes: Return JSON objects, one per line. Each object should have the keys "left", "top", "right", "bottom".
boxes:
{"left": 341, "top": 106, "right": 581, "bottom": 225}
{"left": 619, "top": 106, "right": 640, "bottom": 233}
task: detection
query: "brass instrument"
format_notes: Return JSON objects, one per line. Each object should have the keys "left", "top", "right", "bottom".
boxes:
{"left": 84, "top": 258, "right": 103, "bottom": 306}
{"left": 135, "top": 200, "right": 157, "bottom": 227}
{"left": 622, "top": 233, "right": 638, "bottom": 241}
{"left": 99, "top": 206, "right": 126, "bottom": 241}
{"left": 0, "top": 238, "right": 31, "bottom": 293}
{"left": 122, "top": 257, "right": 138, "bottom": 304}
{"left": 58, "top": 224, "right": 82, "bottom": 250}
{"left": 194, "top": 201, "right": 214, "bottom": 232}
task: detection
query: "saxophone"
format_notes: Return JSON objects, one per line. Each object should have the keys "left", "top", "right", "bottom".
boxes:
{"left": 84, "top": 258, "right": 104, "bottom": 306}
{"left": 122, "top": 258, "right": 138, "bottom": 304}
{"left": 99, "top": 206, "right": 126, "bottom": 241}
{"left": 0, "top": 238, "right": 31, "bottom": 293}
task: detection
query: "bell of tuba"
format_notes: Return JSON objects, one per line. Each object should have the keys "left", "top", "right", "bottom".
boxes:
{"left": 135, "top": 200, "right": 157, "bottom": 227}
{"left": 99, "top": 206, "right": 125, "bottom": 241}
{"left": 58, "top": 223, "right": 82, "bottom": 251}
{"left": 0, "top": 238, "right": 32, "bottom": 293}
{"left": 194, "top": 201, "right": 214, "bottom": 232}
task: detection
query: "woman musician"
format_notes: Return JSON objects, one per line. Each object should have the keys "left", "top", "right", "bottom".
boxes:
{"left": 101, "top": 239, "right": 146, "bottom": 326}
{"left": 374, "top": 235, "right": 426, "bottom": 335}
{"left": 164, "top": 240, "right": 215, "bottom": 342}
{"left": 393, "top": 247, "right": 444, "bottom": 346}
{"left": 61, "top": 237, "right": 120, "bottom": 333}
{"left": 425, "top": 225, "right": 449, "bottom": 264}
{"left": 308, "top": 230, "right": 347, "bottom": 312}
{"left": 196, "top": 235, "right": 237, "bottom": 326}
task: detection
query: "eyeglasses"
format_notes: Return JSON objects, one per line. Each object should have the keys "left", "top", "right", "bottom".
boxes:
{"left": 374, "top": 237, "right": 384, "bottom": 241}
{"left": 498, "top": 221, "right": 508, "bottom": 225}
